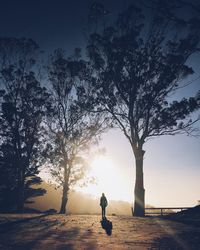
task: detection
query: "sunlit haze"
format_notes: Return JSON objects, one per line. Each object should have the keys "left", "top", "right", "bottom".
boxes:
{"left": 76, "top": 155, "right": 132, "bottom": 202}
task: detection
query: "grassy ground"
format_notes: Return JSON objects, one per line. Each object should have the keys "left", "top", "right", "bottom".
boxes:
{"left": 0, "top": 214, "right": 200, "bottom": 249}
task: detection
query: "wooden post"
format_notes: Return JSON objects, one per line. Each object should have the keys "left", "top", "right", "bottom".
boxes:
{"left": 131, "top": 207, "right": 134, "bottom": 216}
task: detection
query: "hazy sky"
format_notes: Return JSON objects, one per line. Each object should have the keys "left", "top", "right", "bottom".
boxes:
{"left": 1, "top": 0, "right": 200, "bottom": 207}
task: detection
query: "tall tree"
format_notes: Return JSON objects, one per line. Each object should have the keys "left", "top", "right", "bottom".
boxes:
{"left": 45, "top": 49, "right": 106, "bottom": 214}
{"left": 86, "top": 2, "right": 200, "bottom": 216}
{"left": 0, "top": 38, "right": 49, "bottom": 212}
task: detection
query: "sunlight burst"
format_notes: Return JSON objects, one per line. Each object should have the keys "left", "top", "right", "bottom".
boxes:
{"left": 78, "top": 156, "right": 129, "bottom": 201}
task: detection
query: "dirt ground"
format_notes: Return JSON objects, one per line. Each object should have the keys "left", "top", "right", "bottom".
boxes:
{"left": 0, "top": 214, "right": 200, "bottom": 250}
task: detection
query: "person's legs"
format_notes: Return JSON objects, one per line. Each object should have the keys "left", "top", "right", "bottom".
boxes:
{"left": 104, "top": 207, "right": 106, "bottom": 218}
{"left": 102, "top": 207, "right": 105, "bottom": 219}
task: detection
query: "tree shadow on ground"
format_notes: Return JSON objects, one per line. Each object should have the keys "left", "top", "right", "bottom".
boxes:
{"left": 100, "top": 217, "right": 112, "bottom": 236}
{"left": 0, "top": 215, "right": 97, "bottom": 250}
{"left": 0, "top": 214, "right": 49, "bottom": 233}
{"left": 149, "top": 230, "right": 200, "bottom": 249}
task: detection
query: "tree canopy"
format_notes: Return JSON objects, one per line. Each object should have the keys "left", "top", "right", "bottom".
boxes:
{"left": 0, "top": 38, "right": 50, "bottom": 212}
{"left": 43, "top": 49, "right": 107, "bottom": 213}
{"left": 86, "top": 2, "right": 200, "bottom": 216}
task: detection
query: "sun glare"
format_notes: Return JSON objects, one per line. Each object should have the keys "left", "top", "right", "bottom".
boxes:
{"left": 77, "top": 156, "right": 130, "bottom": 201}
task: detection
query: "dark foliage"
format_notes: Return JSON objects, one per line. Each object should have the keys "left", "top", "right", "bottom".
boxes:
{"left": 0, "top": 38, "right": 49, "bottom": 212}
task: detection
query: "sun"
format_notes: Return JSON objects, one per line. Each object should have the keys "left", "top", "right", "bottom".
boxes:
{"left": 90, "top": 156, "right": 114, "bottom": 180}
{"left": 77, "top": 155, "right": 129, "bottom": 201}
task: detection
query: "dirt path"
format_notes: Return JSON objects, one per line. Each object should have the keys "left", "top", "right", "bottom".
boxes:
{"left": 0, "top": 214, "right": 200, "bottom": 249}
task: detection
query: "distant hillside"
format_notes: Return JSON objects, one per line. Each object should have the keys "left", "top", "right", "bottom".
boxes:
{"left": 26, "top": 181, "right": 132, "bottom": 215}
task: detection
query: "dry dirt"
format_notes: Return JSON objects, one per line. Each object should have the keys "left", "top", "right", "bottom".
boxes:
{"left": 0, "top": 214, "right": 200, "bottom": 249}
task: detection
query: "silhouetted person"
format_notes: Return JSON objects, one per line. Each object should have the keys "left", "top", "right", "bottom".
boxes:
{"left": 100, "top": 193, "right": 108, "bottom": 219}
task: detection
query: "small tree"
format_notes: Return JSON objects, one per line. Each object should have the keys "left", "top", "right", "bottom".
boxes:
{"left": 0, "top": 38, "right": 49, "bottom": 212}
{"left": 86, "top": 3, "right": 200, "bottom": 216}
{"left": 45, "top": 49, "right": 106, "bottom": 214}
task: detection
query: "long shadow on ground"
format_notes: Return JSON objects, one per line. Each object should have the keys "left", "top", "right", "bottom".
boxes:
{"left": 0, "top": 214, "right": 49, "bottom": 233}
{"left": 0, "top": 215, "right": 97, "bottom": 250}
{"left": 100, "top": 217, "right": 113, "bottom": 236}
{"left": 150, "top": 231, "right": 200, "bottom": 250}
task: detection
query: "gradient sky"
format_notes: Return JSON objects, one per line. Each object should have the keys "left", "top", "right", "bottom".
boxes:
{"left": 1, "top": 0, "right": 199, "bottom": 207}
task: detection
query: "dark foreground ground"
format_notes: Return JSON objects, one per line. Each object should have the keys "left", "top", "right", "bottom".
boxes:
{"left": 0, "top": 214, "right": 200, "bottom": 250}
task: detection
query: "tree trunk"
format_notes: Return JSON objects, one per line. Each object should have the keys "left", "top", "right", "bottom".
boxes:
{"left": 17, "top": 181, "right": 25, "bottom": 213}
{"left": 133, "top": 148, "right": 145, "bottom": 217}
{"left": 16, "top": 166, "right": 25, "bottom": 213}
{"left": 59, "top": 183, "right": 69, "bottom": 214}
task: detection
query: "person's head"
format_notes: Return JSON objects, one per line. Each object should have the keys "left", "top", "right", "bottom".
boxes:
{"left": 102, "top": 193, "right": 105, "bottom": 196}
